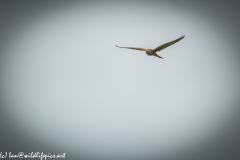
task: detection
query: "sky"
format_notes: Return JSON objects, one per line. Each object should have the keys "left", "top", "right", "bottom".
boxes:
{"left": 0, "top": 1, "right": 240, "bottom": 160}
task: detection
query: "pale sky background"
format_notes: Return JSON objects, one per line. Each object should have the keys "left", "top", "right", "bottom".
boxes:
{"left": 0, "top": 1, "right": 240, "bottom": 160}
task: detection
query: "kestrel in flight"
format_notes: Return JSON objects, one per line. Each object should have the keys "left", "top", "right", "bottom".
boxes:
{"left": 115, "top": 35, "right": 185, "bottom": 59}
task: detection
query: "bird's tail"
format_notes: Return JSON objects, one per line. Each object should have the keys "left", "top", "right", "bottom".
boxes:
{"left": 153, "top": 53, "right": 164, "bottom": 59}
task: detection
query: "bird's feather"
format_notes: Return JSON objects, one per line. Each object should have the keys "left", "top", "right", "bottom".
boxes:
{"left": 115, "top": 45, "right": 146, "bottom": 51}
{"left": 153, "top": 35, "right": 185, "bottom": 52}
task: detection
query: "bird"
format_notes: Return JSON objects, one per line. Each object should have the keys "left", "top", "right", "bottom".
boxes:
{"left": 115, "top": 35, "right": 185, "bottom": 59}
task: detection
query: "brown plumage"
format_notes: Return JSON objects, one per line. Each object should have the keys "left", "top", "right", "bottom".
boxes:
{"left": 115, "top": 35, "right": 185, "bottom": 59}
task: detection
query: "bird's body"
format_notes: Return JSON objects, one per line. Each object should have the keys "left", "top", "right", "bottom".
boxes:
{"left": 145, "top": 49, "right": 163, "bottom": 58}
{"left": 116, "top": 35, "right": 185, "bottom": 59}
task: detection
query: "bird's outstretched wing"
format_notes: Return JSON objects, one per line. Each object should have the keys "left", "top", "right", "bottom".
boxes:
{"left": 115, "top": 45, "right": 146, "bottom": 51}
{"left": 153, "top": 35, "right": 185, "bottom": 52}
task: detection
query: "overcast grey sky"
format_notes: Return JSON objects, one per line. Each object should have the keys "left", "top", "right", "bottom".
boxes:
{"left": 0, "top": 1, "right": 240, "bottom": 160}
